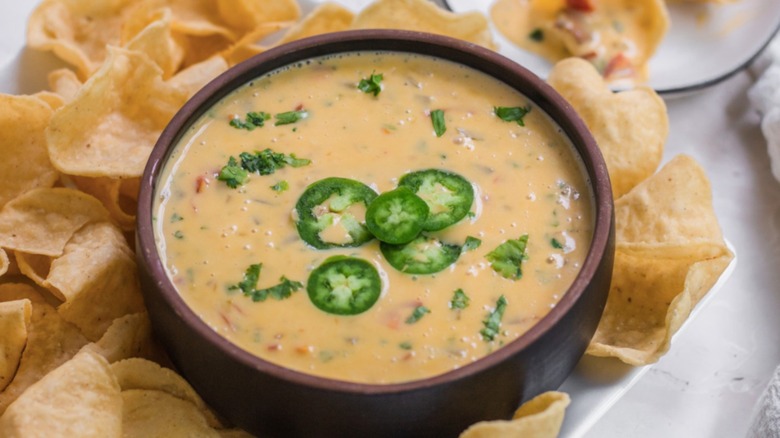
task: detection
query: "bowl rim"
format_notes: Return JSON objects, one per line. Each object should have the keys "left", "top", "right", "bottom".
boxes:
{"left": 137, "top": 28, "right": 613, "bottom": 395}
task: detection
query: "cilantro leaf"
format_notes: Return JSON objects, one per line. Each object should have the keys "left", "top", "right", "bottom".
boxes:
{"left": 405, "top": 305, "right": 430, "bottom": 324}
{"left": 229, "top": 263, "right": 262, "bottom": 295}
{"left": 494, "top": 106, "right": 532, "bottom": 127}
{"left": 217, "top": 156, "right": 249, "bottom": 188}
{"left": 271, "top": 180, "right": 289, "bottom": 192}
{"left": 480, "top": 295, "right": 508, "bottom": 341}
{"left": 230, "top": 111, "right": 271, "bottom": 130}
{"left": 247, "top": 276, "right": 303, "bottom": 302}
{"left": 275, "top": 110, "right": 308, "bottom": 126}
{"left": 219, "top": 149, "right": 311, "bottom": 188}
{"left": 358, "top": 72, "right": 383, "bottom": 96}
{"left": 551, "top": 237, "right": 564, "bottom": 249}
{"left": 450, "top": 289, "right": 470, "bottom": 310}
{"left": 229, "top": 265, "right": 302, "bottom": 303}
{"left": 430, "top": 109, "right": 446, "bottom": 137}
{"left": 462, "top": 236, "right": 482, "bottom": 252}
{"left": 486, "top": 234, "right": 529, "bottom": 280}
{"left": 529, "top": 28, "right": 544, "bottom": 42}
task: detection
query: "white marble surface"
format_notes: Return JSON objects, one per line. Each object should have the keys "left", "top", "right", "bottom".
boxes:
{"left": 2, "top": 2, "right": 780, "bottom": 437}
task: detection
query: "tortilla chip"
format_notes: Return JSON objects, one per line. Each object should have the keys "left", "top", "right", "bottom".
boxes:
{"left": 81, "top": 313, "right": 157, "bottom": 364}
{"left": 615, "top": 154, "right": 728, "bottom": 259}
{"left": 0, "top": 349, "right": 121, "bottom": 438}
{"left": 548, "top": 57, "right": 668, "bottom": 198}
{"left": 587, "top": 250, "right": 733, "bottom": 365}
{"left": 0, "top": 284, "right": 89, "bottom": 415}
{"left": 47, "top": 69, "right": 83, "bottom": 103}
{"left": 352, "top": 0, "right": 497, "bottom": 50}
{"left": 167, "top": 55, "right": 229, "bottom": 99}
{"left": 125, "top": 13, "right": 185, "bottom": 79}
{"left": 46, "top": 222, "right": 144, "bottom": 341}
{"left": 69, "top": 176, "right": 138, "bottom": 231}
{"left": 14, "top": 253, "right": 51, "bottom": 290}
{"left": 0, "top": 188, "right": 110, "bottom": 257}
{"left": 217, "top": 0, "right": 300, "bottom": 33}
{"left": 0, "top": 249, "right": 9, "bottom": 278}
{"left": 587, "top": 155, "right": 733, "bottom": 364}
{"left": 0, "top": 300, "right": 31, "bottom": 392}
{"left": 31, "top": 91, "right": 65, "bottom": 111}
{"left": 112, "top": 358, "right": 221, "bottom": 428}
{"left": 46, "top": 46, "right": 185, "bottom": 178}
{"left": 121, "top": 389, "right": 221, "bottom": 438}
{"left": 0, "top": 94, "right": 59, "bottom": 210}
{"left": 221, "top": 21, "right": 294, "bottom": 66}
{"left": 276, "top": 3, "right": 355, "bottom": 46}
{"left": 26, "top": 0, "right": 121, "bottom": 78}
{"left": 460, "top": 391, "right": 570, "bottom": 438}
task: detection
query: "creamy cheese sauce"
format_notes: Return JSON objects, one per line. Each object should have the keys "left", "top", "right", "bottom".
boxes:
{"left": 154, "top": 52, "right": 593, "bottom": 384}
{"left": 491, "top": 0, "right": 661, "bottom": 83}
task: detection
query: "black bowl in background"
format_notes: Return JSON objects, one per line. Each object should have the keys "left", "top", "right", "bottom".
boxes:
{"left": 136, "top": 29, "right": 614, "bottom": 438}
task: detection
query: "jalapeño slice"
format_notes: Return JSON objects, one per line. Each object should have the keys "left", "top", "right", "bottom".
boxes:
{"left": 380, "top": 235, "right": 461, "bottom": 275}
{"left": 398, "top": 169, "right": 474, "bottom": 231}
{"left": 295, "top": 177, "right": 377, "bottom": 249}
{"left": 307, "top": 256, "right": 382, "bottom": 315}
{"left": 365, "top": 187, "right": 429, "bottom": 244}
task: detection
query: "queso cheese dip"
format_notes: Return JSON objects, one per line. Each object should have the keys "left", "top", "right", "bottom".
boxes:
{"left": 154, "top": 51, "right": 594, "bottom": 384}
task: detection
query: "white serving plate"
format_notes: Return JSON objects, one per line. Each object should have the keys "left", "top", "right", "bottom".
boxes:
{"left": 445, "top": 0, "right": 780, "bottom": 95}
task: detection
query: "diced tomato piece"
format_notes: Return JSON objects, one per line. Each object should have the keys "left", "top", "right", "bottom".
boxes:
{"left": 603, "top": 53, "right": 635, "bottom": 79}
{"left": 566, "top": 0, "right": 594, "bottom": 12}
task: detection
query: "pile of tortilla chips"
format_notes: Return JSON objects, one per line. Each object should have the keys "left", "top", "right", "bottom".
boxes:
{"left": 0, "top": 0, "right": 731, "bottom": 437}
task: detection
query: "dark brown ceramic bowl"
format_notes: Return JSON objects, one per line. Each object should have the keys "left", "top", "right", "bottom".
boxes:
{"left": 136, "top": 29, "right": 614, "bottom": 438}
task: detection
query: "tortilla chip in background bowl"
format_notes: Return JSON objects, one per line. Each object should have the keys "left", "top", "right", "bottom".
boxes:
{"left": 0, "top": 300, "right": 32, "bottom": 393}
{"left": 548, "top": 57, "right": 668, "bottom": 199}
{"left": 0, "top": 94, "right": 60, "bottom": 210}
{"left": 460, "top": 391, "right": 570, "bottom": 438}
{"left": 0, "top": 348, "right": 122, "bottom": 438}
{"left": 587, "top": 155, "right": 734, "bottom": 365}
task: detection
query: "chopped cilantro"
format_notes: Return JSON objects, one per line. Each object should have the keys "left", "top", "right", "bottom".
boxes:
{"left": 229, "top": 264, "right": 303, "bottom": 302}
{"left": 529, "top": 28, "right": 544, "bottom": 42}
{"left": 494, "top": 106, "right": 532, "bottom": 127}
{"left": 462, "top": 236, "right": 482, "bottom": 252}
{"left": 275, "top": 110, "right": 308, "bottom": 126}
{"left": 405, "top": 305, "right": 430, "bottom": 324}
{"left": 247, "top": 277, "right": 303, "bottom": 302}
{"left": 230, "top": 111, "right": 271, "bottom": 130}
{"left": 486, "top": 234, "right": 529, "bottom": 280}
{"left": 219, "top": 149, "right": 310, "bottom": 188}
{"left": 450, "top": 289, "right": 470, "bottom": 310}
{"left": 217, "top": 156, "right": 248, "bottom": 188}
{"left": 551, "top": 237, "right": 564, "bottom": 249}
{"left": 358, "top": 72, "right": 384, "bottom": 96}
{"left": 399, "top": 341, "right": 413, "bottom": 350}
{"left": 430, "top": 109, "right": 446, "bottom": 137}
{"left": 173, "top": 230, "right": 184, "bottom": 240}
{"left": 229, "top": 263, "right": 262, "bottom": 295}
{"left": 170, "top": 212, "right": 183, "bottom": 223}
{"left": 480, "top": 295, "right": 508, "bottom": 341}
{"left": 271, "top": 180, "right": 289, "bottom": 192}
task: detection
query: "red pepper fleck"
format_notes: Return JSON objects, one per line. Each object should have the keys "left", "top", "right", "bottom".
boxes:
{"left": 566, "top": 0, "right": 594, "bottom": 12}
{"left": 603, "top": 53, "right": 635, "bottom": 79}
{"left": 195, "top": 175, "right": 209, "bottom": 193}
{"left": 267, "top": 343, "right": 282, "bottom": 351}
{"left": 295, "top": 103, "right": 304, "bottom": 111}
